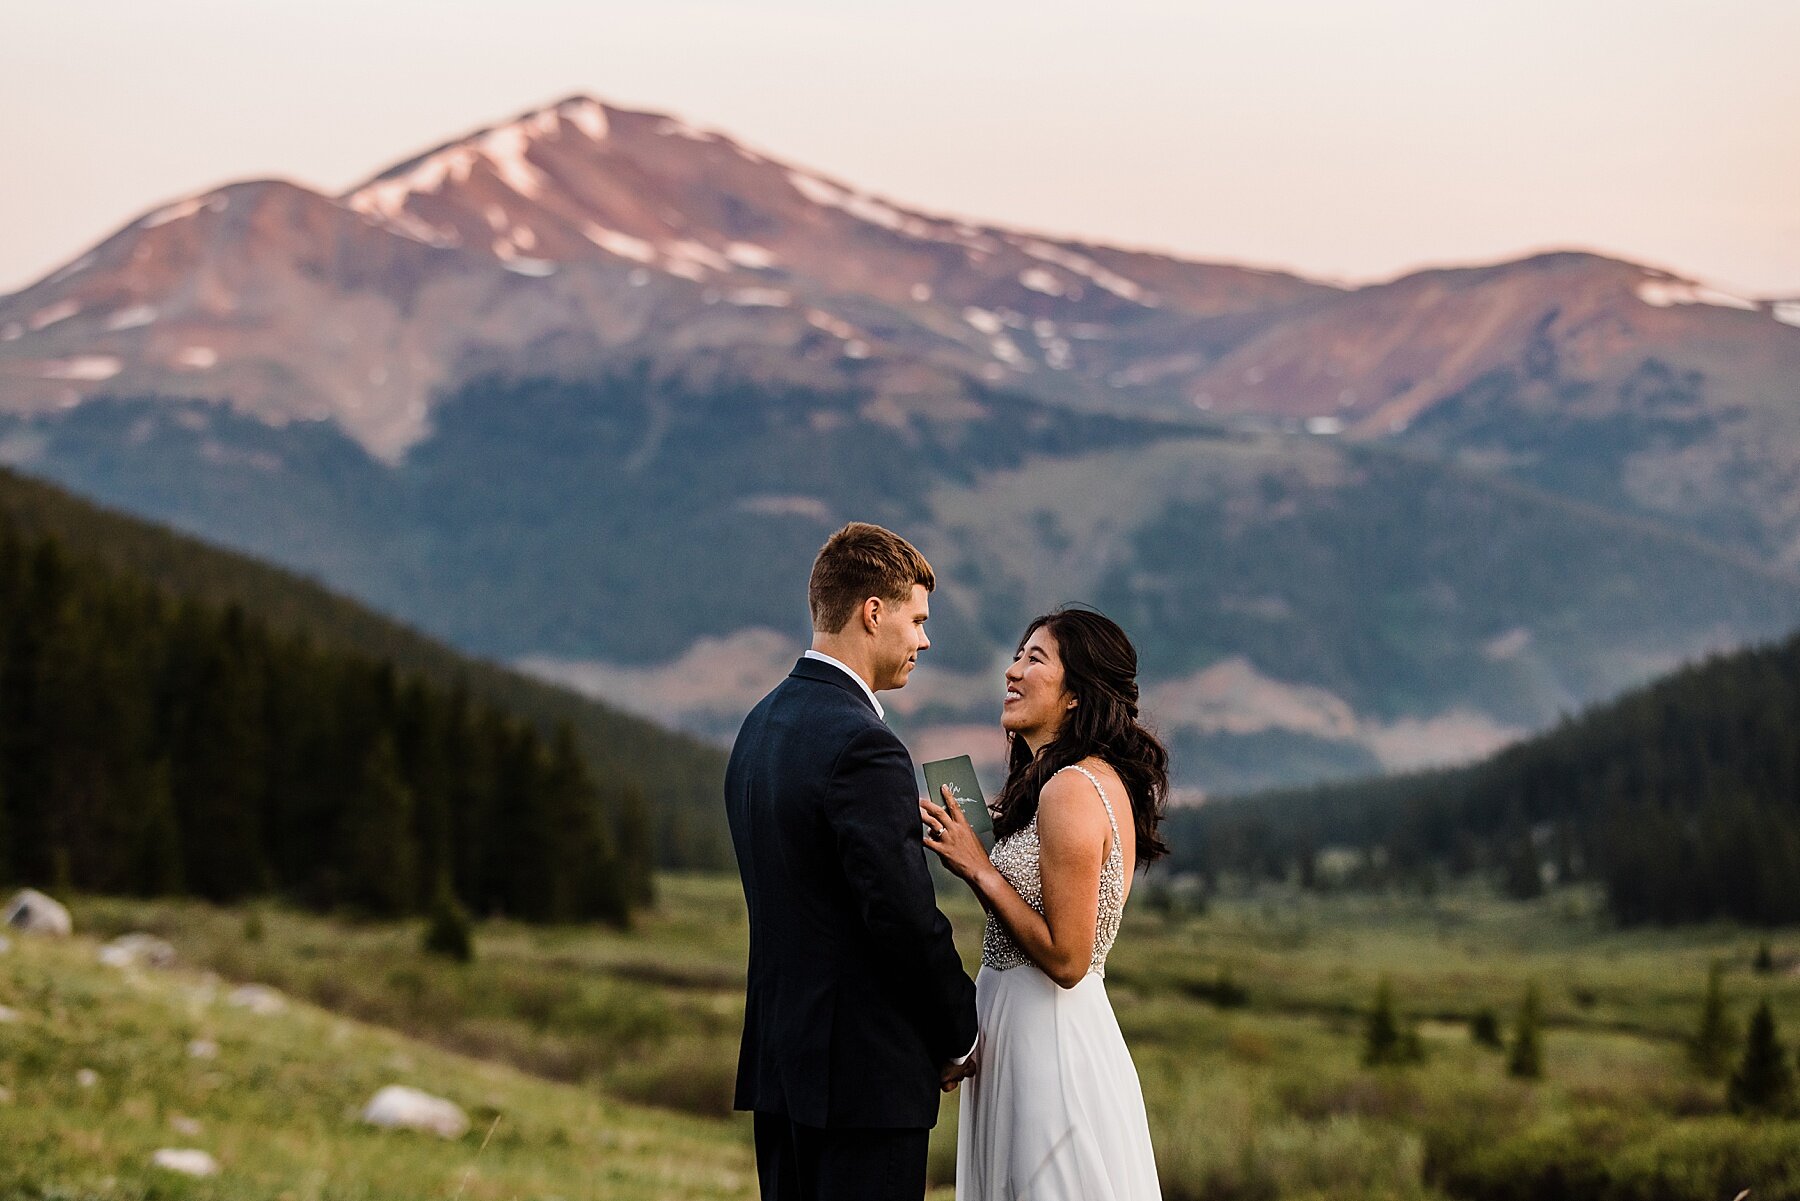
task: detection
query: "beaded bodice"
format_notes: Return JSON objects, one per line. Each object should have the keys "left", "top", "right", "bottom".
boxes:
{"left": 981, "top": 764, "right": 1128, "bottom": 977}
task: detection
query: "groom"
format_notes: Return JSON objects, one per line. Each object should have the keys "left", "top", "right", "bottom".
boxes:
{"left": 726, "top": 522, "right": 979, "bottom": 1201}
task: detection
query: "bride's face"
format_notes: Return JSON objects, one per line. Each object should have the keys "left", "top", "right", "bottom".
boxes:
{"left": 1002, "top": 627, "right": 1076, "bottom": 745}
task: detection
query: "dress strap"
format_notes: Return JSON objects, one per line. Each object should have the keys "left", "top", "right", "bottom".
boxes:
{"left": 1054, "top": 763, "right": 1123, "bottom": 863}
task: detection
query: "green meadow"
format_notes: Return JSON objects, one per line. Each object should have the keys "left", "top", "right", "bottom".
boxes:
{"left": 6, "top": 876, "right": 1800, "bottom": 1199}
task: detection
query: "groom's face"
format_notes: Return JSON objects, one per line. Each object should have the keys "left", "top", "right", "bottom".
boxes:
{"left": 870, "top": 584, "right": 931, "bottom": 691}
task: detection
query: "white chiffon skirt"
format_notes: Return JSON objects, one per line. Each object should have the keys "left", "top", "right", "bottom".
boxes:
{"left": 956, "top": 964, "right": 1162, "bottom": 1200}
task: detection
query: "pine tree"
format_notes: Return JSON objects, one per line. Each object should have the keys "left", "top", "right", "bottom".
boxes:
{"left": 1689, "top": 960, "right": 1738, "bottom": 1079}
{"left": 544, "top": 725, "right": 629, "bottom": 926}
{"left": 0, "top": 768, "right": 9, "bottom": 889}
{"left": 136, "top": 759, "right": 184, "bottom": 897}
{"left": 1364, "top": 977, "right": 1405, "bottom": 1066}
{"left": 1727, "top": 1000, "right": 1795, "bottom": 1115}
{"left": 1508, "top": 983, "right": 1544, "bottom": 1079}
{"left": 1470, "top": 1007, "right": 1504, "bottom": 1049}
{"left": 1503, "top": 836, "right": 1544, "bottom": 900}
{"left": 422, "top": 870, "right": 474, "bottom": 963}
{"left": 340, "top": 734, "right": 418, "bottom": 917}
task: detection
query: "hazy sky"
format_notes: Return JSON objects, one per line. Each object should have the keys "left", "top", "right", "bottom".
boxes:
{"left": 6, "top": 0, "right": 1796, "bottom": 295}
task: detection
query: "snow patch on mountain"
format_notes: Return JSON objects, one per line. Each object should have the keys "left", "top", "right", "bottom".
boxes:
{"left": 142, "top": 193, "right": 229, "bottom": 229}
{"left": 28, "top": 300, "right": 81, "bottom": 331}
{"left": 558, "top": 97, "right": 610, "bottom": 141}
{"left": 104, "top": 305, "right": 159, "bottom": 331}
{"left": 806, "top": 310, "right": 859, "bottom": 340}
{"left": 478, "top": 125, "right": 549, "bottom": 198}
{"left": 963, "top": 307, "right": 1005, "bottom": 335}
{"left": 582, "top": 224, "right": 656, "bottom": 263}
{"left": 725, "top": 242, "right": 776, "bottom": 269}
{"left": 1014, "top": 238, "right": 1155, "bottom": 305}
{"left": 1636, "top": 278, "right": 1757, "bottom": 312}
{"left": 500, "top": 256, "right": 557, "bottom": 277}
{"left": 40, "top": 356, "right": 121, "bottom": 381}
{"left": 727, "top": 288, "right": 790, "bottom": 308}
{"left": 1019, "top": 267, "right": 1070, "bottom": 297}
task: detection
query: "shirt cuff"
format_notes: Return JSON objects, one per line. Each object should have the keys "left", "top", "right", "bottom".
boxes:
{"left": 953, "top": 1032, "right": 979, "bottom": 1066}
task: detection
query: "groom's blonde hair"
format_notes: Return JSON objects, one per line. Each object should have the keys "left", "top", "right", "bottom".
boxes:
{"left": 809, "top": 522, "right": 935, "bottom": 634}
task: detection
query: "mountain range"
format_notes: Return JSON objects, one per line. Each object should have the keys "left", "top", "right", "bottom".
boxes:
{"left": 2, "top": 93, "right": 1797, "bottom": 803}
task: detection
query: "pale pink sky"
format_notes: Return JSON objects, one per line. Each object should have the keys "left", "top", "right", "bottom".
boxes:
{"left": 5, "top": 0, "right": 1796, "bottom": 296}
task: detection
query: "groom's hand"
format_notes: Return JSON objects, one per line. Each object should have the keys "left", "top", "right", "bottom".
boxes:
{"left": 940, "top": 1054, "right": 977, "bottom": 1092}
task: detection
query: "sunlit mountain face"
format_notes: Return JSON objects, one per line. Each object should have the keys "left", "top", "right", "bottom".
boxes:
{"left": 3, "top": 94, "right": 1799, "bottom": 797}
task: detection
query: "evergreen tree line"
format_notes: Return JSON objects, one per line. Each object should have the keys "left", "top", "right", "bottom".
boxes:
{"left": 1166, "top": 625, "right": 1800, "bottom": 925}
{"left": 0, "top": 525, "right": 637, "bottom": 924}
{"left": 0, "top": 463, "right": 726, "bottom": 875}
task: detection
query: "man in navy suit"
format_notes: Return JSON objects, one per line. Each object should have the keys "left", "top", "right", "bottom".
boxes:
{"left": 727, "top": 522, "right": 979, "bottom": 1201}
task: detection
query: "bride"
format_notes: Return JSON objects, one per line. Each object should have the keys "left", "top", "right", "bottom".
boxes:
{"left": 920, "top": 607, "right": 1167, "bottom": 1200}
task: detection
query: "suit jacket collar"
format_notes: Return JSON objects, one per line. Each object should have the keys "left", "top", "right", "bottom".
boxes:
{"left": 790, "top": 656, "right": 883, "bottom": 717}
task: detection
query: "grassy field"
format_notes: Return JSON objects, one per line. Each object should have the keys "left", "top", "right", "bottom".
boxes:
{"left": 7, "top": 876, "right": 1800, "bottom": 1199}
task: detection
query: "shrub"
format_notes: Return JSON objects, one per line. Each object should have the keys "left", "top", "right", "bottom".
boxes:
{"left": 1186, "top": 967, "right": 1250, "bottom": 1009}
{"left": 1507, "top": 984, "right": 1542, "bottom": 1080}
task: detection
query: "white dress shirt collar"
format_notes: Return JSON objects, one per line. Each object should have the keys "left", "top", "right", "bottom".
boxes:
{"left": 802, "top": 649, "right": 884, "bottom": 719}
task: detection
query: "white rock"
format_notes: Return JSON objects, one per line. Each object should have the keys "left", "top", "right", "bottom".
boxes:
{"left": 0, "top": 1004, "right": 19, "bottom": 1023}
{"left": 360, "top": 1084, "right": 470, "bottom": 1139}
{"left": 225, "top": 984, "right": 287, "bottom": 1015}
{"left": 0, "top": 1085, "right": 12, "bottom": 1102}
{"left": 187, "top": 1038, "right": 219, "bottom": 1059}
{"left": 76, "top": 1068, "right": 99, "bottom": 1088}
{"left": 169, "top": 1114, "right": 204, "bottom": 1136}
{"left": 0, "top": 934, "right": 11, "bottom": 953}
{"left": 151, "top": 1148, "right": 219, "bottom": 1177}
{"left": 99, "top": 933, "right": 177, "bottom": 969}
{"left": 3, "top": 889, "right": 72, "bottom": 936}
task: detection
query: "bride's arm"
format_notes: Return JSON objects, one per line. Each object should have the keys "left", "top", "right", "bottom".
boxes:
{"left": 922, "top": 772, "right": 1109, "bottom": 989}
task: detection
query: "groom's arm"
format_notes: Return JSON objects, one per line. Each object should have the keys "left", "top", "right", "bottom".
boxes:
{"left": 822, "top": 725, "right": 978, "bottom": 1063}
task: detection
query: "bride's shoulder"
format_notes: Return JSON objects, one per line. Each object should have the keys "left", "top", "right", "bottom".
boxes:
{"left": 1037, "top": 761, "right": 1116, "bottom": 827}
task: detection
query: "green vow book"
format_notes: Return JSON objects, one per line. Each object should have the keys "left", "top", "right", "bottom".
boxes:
{"left": 923, "top": 755, "right": 993, "bottom": 836}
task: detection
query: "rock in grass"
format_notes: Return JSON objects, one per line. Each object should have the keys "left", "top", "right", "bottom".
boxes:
{"left": 226, "top": 983, "right": 288, "bottom": 1015}
{"left": 99, "top": 933, "right": 177, "bottom": 969}
{"left": 187, "top": 1037, "right": 219, "bottom": 1059}
{"left": 0, "top": 934, "right": 11, "bottom": 953}
{"left": 152, "top": 1148, "right": 220, "bottom": 1177}
{"left": 0, "top": 1005, "right": 19, "bottom": 1024}
{"left": 75, "top": 1068, "right": 98, "bottom": 1088}
{"left": 169, "top": 1114, "right": 204, "bottom": 1136}
{"left": 2, "top": 889, "right": 71, "bottom": 937}
{"left": 360, "top": 1084, "right": 470, "bottom": 1139}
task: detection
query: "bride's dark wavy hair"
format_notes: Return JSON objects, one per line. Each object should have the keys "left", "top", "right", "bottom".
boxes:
{"left": 991, "top": 607, "right": 1169, "bottom": 865}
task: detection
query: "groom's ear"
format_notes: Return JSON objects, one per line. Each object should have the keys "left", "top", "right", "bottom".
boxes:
{"left": 858, "top": 595, "right": 884, "bottom": 634}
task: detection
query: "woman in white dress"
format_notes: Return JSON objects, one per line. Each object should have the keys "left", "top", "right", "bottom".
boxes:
{"left": 920, "top": 607, "right": 1168, "bottom": 1201}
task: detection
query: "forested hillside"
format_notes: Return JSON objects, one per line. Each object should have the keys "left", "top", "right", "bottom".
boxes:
{"left": 1171, "top": 625, "right": 1800, "bottom": 925}
{"left": 0, "top": 466, "right": 731, "bottom": 877}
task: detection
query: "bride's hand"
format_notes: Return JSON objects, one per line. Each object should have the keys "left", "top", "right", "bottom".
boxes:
{"left": 920, "top": 785, "right": 990, "bottom": 883}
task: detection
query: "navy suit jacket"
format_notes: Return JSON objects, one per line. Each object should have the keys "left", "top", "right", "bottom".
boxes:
{"left": 726, "top": 656, "right": 978, "bottom": 1129}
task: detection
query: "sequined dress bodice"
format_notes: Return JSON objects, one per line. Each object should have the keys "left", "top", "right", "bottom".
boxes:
{"left": 981, "top": 764, "right": 1127, "bottom": 977}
